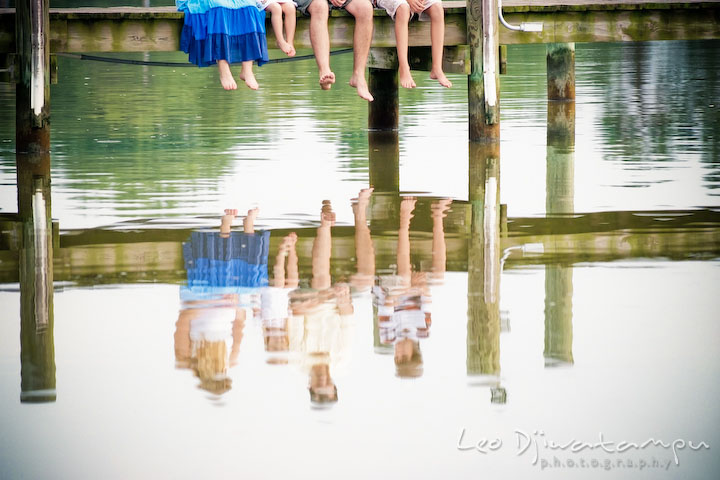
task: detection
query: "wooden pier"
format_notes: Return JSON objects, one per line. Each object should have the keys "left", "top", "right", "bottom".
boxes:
{"left": 2, "top": 1, "right": 719, "bottom": 140}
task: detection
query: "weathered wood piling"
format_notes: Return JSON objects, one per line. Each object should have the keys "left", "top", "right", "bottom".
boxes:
{"left": 15, "top": 0, "right": 56, "bottom": 403}
{"left": 467, "top": 0, "right": 501, "bottom": 142}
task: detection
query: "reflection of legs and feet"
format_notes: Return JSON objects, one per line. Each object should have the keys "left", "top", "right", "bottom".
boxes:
{"left": 398, "top": 197, "right": 416, "bottom": 286}
{"left": 431, "top": 199, "right": 451, "bottom": 281}
{"left": 312, "top": 201, "right": 335, "bottom": 290}
{"left": 244, "top": 207, "right": 259, "bottom": 233}
{"left": 352, "top": 188, "right": 375, "bottom": 290}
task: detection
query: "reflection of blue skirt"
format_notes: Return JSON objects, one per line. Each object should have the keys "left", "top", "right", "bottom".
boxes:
{"left": 183, "top": 230, "right": 270, "bottom": 291}
{"left": 177, "top": 0, "right": 268, "bottom": 67}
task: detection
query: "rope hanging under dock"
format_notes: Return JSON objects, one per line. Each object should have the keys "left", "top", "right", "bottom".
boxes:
{"left": 55, "top": 49, "right": 354, "bottom": 67}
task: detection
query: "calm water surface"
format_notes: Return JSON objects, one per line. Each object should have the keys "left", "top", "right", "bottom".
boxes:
{"left": 0, "top": 38, "right": 719, "bottom": 479}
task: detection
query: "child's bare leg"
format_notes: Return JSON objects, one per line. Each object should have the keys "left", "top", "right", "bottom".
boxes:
{"left": 220, "top": 208, "right": 238, "bottom": 237}
{"left": 394, "top": 5, "right": 416, "bottom": 89}
{"left": 398, "top": 197, "right": 416, "bottom": 286}
{"left": 273, "top": 235, "right": 294, "bottom": 287}
{"left": 217, "top": 60, "right": 238, "bottom": 90}
{"left": 244, "top": 207, "right": 259, "bottom": 233}
{"left": 312, "top": 201, "right": 334, "bottom": 290}
{"left": 427, "top": 3, "right": 452, "bottom": 88}
{"left": 431, "top": 198, "right": 452, "bottom": 279}
{"left": 282, "top": 2, "right": 297, "bottom": 57}
{"left": 286, "top": 232, "right": 299, "bottom": 288}
{"left": 238, "top": 61, "right": 259, "bottom": 90}
{"left": 268, "top": 3, "right": 294, "bottom": 56}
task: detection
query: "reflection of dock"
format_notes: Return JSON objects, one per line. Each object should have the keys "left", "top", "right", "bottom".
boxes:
{"left": 1, "top": 207, "right": 718, "bottom": 285}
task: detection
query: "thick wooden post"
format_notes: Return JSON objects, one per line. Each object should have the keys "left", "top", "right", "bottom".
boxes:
{"left": 547, "top": 43, "right": 575, "bottom": 101}
{"left": 19, "top": 175, "right": 56, "bottom": 403}
{"left": 368, "top": 66, "right": 399, "bottom": 131}
{"left": 467, "top": 143, "right": 501, "bottom": 383}
{"left": 546, "top": 102, "right": 575, "bottom": 214}
{"left": 544, "top": 264, "right": 573, "bottom": 367}
{"left": 16, "top": 0, "right": 55, "bottom": 402}
{"left": 467, "top": 0, "right": 500, "bottom": 142}
{"left": 544, "top": 98, "right": 574, "bottom": 367}
{"left": 499, "top": 44, "right": 507, "bottom": 74}
{"left": 367, "top": 131, "right": 400, "bottom": 235}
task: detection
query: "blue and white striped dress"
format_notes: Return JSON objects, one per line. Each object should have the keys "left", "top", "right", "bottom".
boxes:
{"left": 177, "top": 0, "right": 269, "bottom": 67}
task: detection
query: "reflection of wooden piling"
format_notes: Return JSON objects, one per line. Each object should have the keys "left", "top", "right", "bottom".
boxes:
{"left": 546, "top": 101, "right": 575, "bottom": 214}
{"left": 368, "top": 131, "right": 401, "bottom": 237}
{"left": 368, "top": 65, "right": 399, "bottom": 131}
{"left": 467, "top": 143, "right": 501, "bottom": 377}
{"left": 19, "top": 177, "right": 56, "bottom": 403}
{"left": 467, "top": 0, "right": 500, "bottom": 142}
{"left": 544, "top": 265, "right": 573, "bottom": 366}
{"left": 368, "top": 131, "right": 400, "bottom": 193}
{"left": 16, "top": 0, "right": 55, "bottom": 402}
{"left": 544, "top": 94, "right": 574, "bottom": 367}
{"left": 499, "top": 45, "right": 507, "bottom": 75}
{"left": 547, "top": 43, "right": 575, "bottom": 101}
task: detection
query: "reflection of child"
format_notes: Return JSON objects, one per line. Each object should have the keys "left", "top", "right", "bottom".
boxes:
{"left": 261, "top": 233, "right": 299, "bottom": 364}
{"left": 363, "top": 196, "right": 452, "bottom": 378}
{"left": 374, "top": 0, "right": 452, "bottom": 88}
{"left": 257, "top": 0, "right": 297, "bottom": 57}
{"left": 287, "top": 201, "right": 354, "bottom": 407}
{"left": 175, "top": 296, "right": 247, "bottom": 394}
{"left": 175, "top": 208, "right": 269, "bottom": 395}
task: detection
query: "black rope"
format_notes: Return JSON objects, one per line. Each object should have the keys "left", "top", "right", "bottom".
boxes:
{"left": 56, "top": 48, "right": 354, "bottom": 67}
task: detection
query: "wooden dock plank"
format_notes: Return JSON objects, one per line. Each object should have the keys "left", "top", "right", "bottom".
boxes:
{"left": 1, "top": 2, "right": 719, "bottom": 54}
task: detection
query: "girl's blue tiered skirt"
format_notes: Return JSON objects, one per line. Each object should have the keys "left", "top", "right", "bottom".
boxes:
{"left": 182, "top": 230, "right": 271, "bottom": 295}
{"left": 177, "top": 0, "right": 269, "bottom": 67}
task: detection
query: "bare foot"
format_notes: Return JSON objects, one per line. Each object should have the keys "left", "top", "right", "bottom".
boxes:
{"left": 320, "top": 200, "right": 336, "bottom": 227}
{"left": 239, "top": 63, "right": 259, "bottom": 90}
{"left": 244, "top": 207, "right": 259, "bottom": 232}
{"left": 431, "top": 198, "right": 453, "bottom": 217}
{"left": 278, "top": 234, "right": 293, "bottom": 257}
{"left": 400, "top": 196, "right": 417, "bottom": 223}
{"left": 218, "top": 60, "right": 237, "bottom": 90}
{"left": 430, "top": 69, "right": 452, "bottom": 88}
{"left": 349, "top": 74, "right": 374, "bottom": 102}
{"left": 220, "top": 208, "right": 237, "bottom": 236}
{"left": 351, "top": 187, "right": 373, "bottom": 216}
{"left": 399, "top": 65, "right": 416, "bottom": 89}
{"left": 319, "top": 70, "right": 336, "bottom": 91}
{"left": 277, "top": 40, "right": 296, "bottom": 57}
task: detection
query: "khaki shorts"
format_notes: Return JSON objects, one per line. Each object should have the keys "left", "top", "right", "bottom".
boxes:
{"left": 375, "top": 0, "right": 440, "bottom": 21}
{"left": 294, "top": 0, "right": 354, "bottom": 15}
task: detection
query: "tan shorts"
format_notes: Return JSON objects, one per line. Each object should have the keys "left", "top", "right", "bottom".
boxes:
{"left": 375, "top": 0, "right": 440, "bottom": 21}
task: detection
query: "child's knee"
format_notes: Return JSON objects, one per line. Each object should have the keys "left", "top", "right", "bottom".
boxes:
{"left": 308, "top": 0, "right": 329, "bottom": 16}
{"left": 268, "top": 2, "right": 281, "bottom": 13}
{"left": 428, "top": 2, "right": 443, "bottom": 18}
{"left": 281, "top": 2, "right": 296, "bottom": 13}
{"left": 353, "top": 0, "right": 374, "bottom": 21}
{"left": 395, "top": 3, "right": 411, "bottom": 19}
